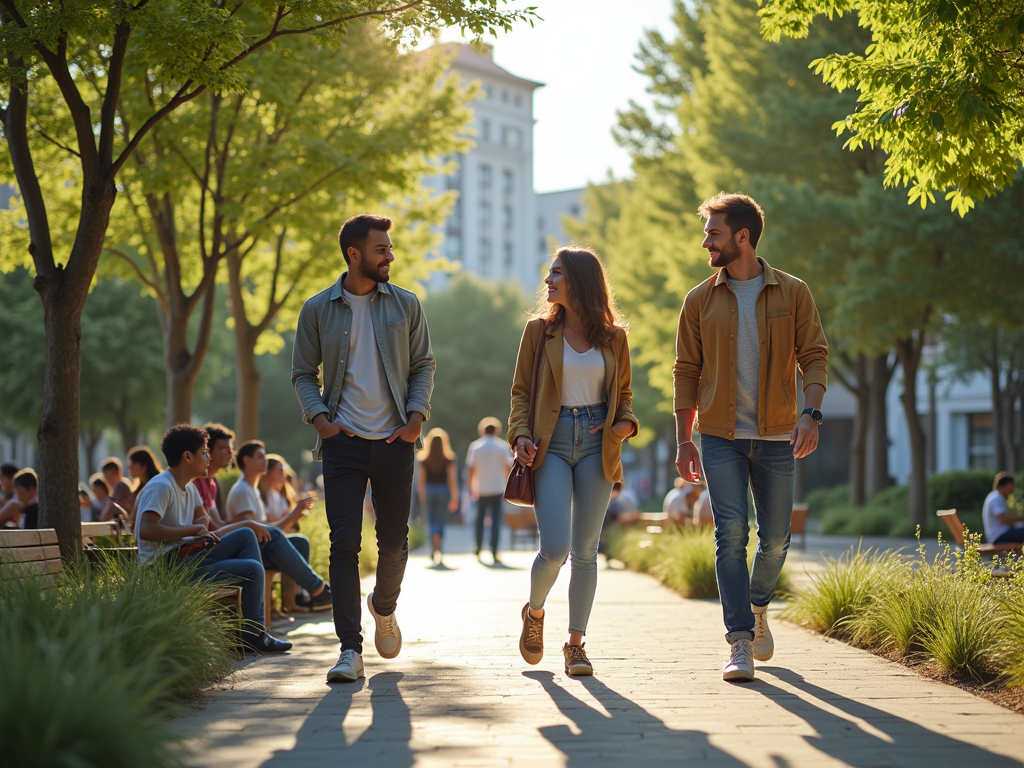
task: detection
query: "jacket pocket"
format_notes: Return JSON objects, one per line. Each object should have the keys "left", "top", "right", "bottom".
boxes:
{"left": 696, "top": 375, "right": 715, "bottom": 413}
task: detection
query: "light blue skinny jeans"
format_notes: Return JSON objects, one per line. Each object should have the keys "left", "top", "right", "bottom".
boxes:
{"left": 530, "top": 404, "right": 614, "bottom": 635}
{"left": 700, "top": 434, "right": 795, "bottom": 642}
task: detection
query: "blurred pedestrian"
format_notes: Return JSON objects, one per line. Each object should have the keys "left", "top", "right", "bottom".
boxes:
{"left": 101, "top": 457, "right": 135, "bottom": 522}
{"left": 511, "top": 247, "right": 639, "bottom": 677}
{"left": 466, "top": 416, "right": 514, "bottom": 563}
{"left": 0, "top": 463, "right": 22, "bottom": 528}
{"left": 12, "top": 469, "right": 38, "bottom": 529}
{"left": 417, "top": 427, "right": 459, "bottom": 567}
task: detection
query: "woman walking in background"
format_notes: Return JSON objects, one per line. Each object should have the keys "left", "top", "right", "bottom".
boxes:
{"left": 510, "top": 247, "right": 639, "bottom": 676}
{"left": 417, "top": 428, "right": 459, "bottom": 567}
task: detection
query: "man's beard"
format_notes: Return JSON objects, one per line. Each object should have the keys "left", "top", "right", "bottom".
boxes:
{"left": 708, "top": 237, "right": 741, "bottom": 268}
{"left": 359, "top": 258, "right": 390, "bottom": 283}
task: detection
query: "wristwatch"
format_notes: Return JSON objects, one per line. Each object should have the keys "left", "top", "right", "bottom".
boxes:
{"left": 801, "top": 407, "right": 823, "bottom": 425}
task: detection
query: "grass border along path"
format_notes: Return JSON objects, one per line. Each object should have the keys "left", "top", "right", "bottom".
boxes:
{"left": 609, "top": 526, "right": 1024, "bottom": 713}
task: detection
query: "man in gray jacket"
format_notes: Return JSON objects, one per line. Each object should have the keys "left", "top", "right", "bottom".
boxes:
{"left": 292, "top": 214, "right": 435, "bottom": 683}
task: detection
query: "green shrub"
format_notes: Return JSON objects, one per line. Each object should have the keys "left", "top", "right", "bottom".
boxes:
{"left": 0, "top": 558, "right": 240, "bottom": 767}
{"left": 804, "top": 484, "right": 850, "bottom": 517}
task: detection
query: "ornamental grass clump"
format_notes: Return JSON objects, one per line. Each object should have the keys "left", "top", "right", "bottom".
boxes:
{"left": 0, "top": 556, "right": 241, "bottom": 768}
{"left": 608, "top": 525, "right": 791, "bottom": 600}
{"left": 783, "top": 545, "right": 908, "bottom": 637}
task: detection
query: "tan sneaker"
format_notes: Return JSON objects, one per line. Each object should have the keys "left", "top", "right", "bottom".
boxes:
{"left": 366, "top": 591, "right": 402, "bottom": 659}
{"left": 752, "top": 603, "right": 774, "bottom": 661}
{"left": 563, "top": 643, "right": 593, "bottom": 676}
{"left": 519, "top": 603, "right": 544, "bottom": 664}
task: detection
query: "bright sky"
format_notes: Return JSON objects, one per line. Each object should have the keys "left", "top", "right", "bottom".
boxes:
{"left": 445, "top": 0, "right": 678, "bottom": 193}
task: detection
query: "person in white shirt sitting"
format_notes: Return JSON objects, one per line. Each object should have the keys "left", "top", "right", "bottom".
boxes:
{"left": 224, "top": 440, "right": 331, "bottom": 611}
{"left": 466, "top": 417, "right": 514, "bottom": 563}
{"left": 983, "top": 473, "right": 1024, "bottom": 545}
{"left": 134, "top": 424, "right": 291, "bottom": 654}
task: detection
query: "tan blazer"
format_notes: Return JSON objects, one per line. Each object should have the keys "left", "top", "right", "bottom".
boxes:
{"left": 508, "top": 319, "right": 639, "bottom": 482}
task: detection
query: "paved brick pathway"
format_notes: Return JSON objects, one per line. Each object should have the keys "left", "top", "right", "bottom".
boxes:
{"left": 176, "top": 526, "right": 1024, "bottom": 767}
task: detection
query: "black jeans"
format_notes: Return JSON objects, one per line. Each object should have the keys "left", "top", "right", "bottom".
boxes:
{"left": 475, "top": 494, "right": 504, "bottom": 555}
{"left": 322, "top": 433, "right": 415, "bottom": 654}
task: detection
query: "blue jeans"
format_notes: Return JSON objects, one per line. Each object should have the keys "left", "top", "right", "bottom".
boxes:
{"left": 476, "top": 495, "right": 504, "bottom": 555}
{"left": 194, "top": 528, "right": 266, "bottom": 641}
{"left": 260, "top": 526, "right": 323, "bottom": 593}
{"left": 531, "top": 404, "right": 613, "bottom": 635}
{"left": 700, "top": 434, "right": 795, "bottom": 642}
{"left": 424, "top": 482, "right": 450, "bottom": 538}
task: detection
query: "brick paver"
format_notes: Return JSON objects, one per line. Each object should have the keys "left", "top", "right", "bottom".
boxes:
{"left": 176, "top": 526, "right": 1024, "bottom": 767}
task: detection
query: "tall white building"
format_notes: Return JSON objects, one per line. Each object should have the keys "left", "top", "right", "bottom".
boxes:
{"left": 535, "top": 187, "right": 585, "bottom": 263}
{"left": 425, "top": 44, "right": 542, "bottom": 294}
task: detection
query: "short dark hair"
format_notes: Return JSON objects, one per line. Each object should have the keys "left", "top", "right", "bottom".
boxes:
{"left": 0, "top": 463, "right": 18, "bottom": 479}
{"left": 13, "top": 468, "right": 37, "bottom": 490}
{"left": 91, "top": 475, "right": 110, "bottom": 494}
{"left": 160, "top": 424, "right": 209, "bottom": 468}
{"left": 338, "top": 214, "right": 392, "bottom": 265}
{"left": 101, "top": 457, "right": 123, "bottom": 473}
{"left": 995, "top": 472, "right": 1015, "bottom": 490}
{"left": 202, "top": 422, "right": 235, "bottom": 447}
{"left": 697, "top": 193, "right": 765, "bottom": 248}
{"left": 235, "top": 440, "right": 266, "bottom": 472}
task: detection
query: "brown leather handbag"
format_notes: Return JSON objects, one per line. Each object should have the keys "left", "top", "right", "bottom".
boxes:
{"left": 504, "top": 322, "right": 546, "bottom": 507}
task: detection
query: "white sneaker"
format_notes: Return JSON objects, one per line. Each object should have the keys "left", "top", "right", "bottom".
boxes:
{"left": 723, "top": 639, "right": 755, "bottom": 682}
{"left": 752, "top": 603, "right": 774, "bottom": 661}
{"left": 326, "top": 649, "right": 364, "bottom": 683}
{"left": 367, "top": 590, "right": 402, "bottom": 659}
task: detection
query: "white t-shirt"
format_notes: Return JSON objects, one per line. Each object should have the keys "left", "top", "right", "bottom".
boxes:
{"left": 663, "top": 487, "right": 688, "bottom": 517}
{"left": 226, "top": 478, "right": 266, "bottom": 524}
{"left": 333, "top": 288, "right": 404, "bottom": 439}
{"left": 134, "top": 470, "right": 203, "bottom": 565}
{"left": 466, "top": 435, "right": 514, "bottom": 496}
{"left": 263, "top": 488, "right": 289, "bottom": 523}
{"left": 983, "top": 489, "right": 1016, "bottom": 543}
{"left": 561, "top": 339, "right": 606, "bottom": 407}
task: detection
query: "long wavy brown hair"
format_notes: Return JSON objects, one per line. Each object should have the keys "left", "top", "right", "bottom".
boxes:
{"left": 417, "top": 427, "right": 456, "bottom": 476}
{"left": 531, "top": 246, "right": 625, "bottom": 348}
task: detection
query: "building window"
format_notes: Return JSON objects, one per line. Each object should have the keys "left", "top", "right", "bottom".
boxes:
{"left": 480, "top": 119, "right": 491, "bottom": 142}
{"left": 501, "top": 89, "right": 508, "bottom": 103}
{"left": 484, "top": 84, "right": 493, "bottom": 99}
{"left": 479, "top": 164, "right": 492, "bottom": 191}
{"left": 570, "top": 204, "right": 581, "bottom": 217}
{"left": 502, "top": 126, "right": 522, "bottom": 150}
{"left": 503, "top": 242, "right": 514, "bottom": 270}
{"left": 445, "top": 153, "right": 462, "bottom": 190}
{"left": 480, "top": 238, "right": 492, "bottom": 276}
{"left": 503, "top": 205, "right": 513, "bottom": 232}
{"left": 968, "top": 413, "right": 995, "bottom": 469}
{"left": 538, "top": 238, "right": 547, "bottom": 254}
{"left": 502, "top": 169, "right": 514, "bottom": 195}
{"left": 448, "top": 198, "right": 462, "bottom": 230}
{"left": 445, "top": 234, "right": 462, "bottom": 261}
{"left": 479, "top": 201, "right": 491, "bottom": 228}
{"left": 514, "top": 93, "right": 522, "bottom": 107}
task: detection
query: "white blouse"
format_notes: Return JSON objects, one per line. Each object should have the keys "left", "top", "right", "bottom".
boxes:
{"left": 561, "top": 339, "right": 606, "bottom": 407}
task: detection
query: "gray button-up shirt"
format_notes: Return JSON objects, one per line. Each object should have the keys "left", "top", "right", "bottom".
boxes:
{"left": 291, "top": 273, "right": 435, "bottom": 459}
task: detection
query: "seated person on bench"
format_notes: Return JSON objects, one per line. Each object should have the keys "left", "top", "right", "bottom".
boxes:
{"left": 0, "top": 463, "right": 22, "bottom": 528}
{"left": 134, "top": 424, "right": 291, "bottom": 654}
{"left": 983, "top": 473, "right": 1024, "bottom": 545}
{"left": 215, "top": 439, "right": 331, "bottom": 611}
{"left": 12, "top": 469, "right": 38, "bottom": 528}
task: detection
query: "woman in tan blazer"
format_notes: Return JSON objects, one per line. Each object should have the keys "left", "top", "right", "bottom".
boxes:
{"left": 509, "top": 247, "right": 639, "bottom": 676}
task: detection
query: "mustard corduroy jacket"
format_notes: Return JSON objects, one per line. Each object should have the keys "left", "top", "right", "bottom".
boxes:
{"left": 508, "top": 318, "right": 639, "bottom": 482}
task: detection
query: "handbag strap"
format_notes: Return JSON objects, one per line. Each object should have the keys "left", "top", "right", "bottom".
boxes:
{"left": 526, "top": 321, "right": 547, "bottom": 435}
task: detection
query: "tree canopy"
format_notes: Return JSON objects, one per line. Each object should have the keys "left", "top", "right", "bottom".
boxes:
{"left": 758, "top": 0, "right": 1024, "bottom": 215}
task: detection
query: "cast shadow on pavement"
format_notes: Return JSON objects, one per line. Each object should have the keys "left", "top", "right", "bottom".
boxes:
{"left": 260, "top": 672, "right": 413, "bottom": 768}
{"left": 756, "top": 666, "right": 1023, "bottom": 767}
{"left": 525, "top": 670, "right": 748, "bottom": 768}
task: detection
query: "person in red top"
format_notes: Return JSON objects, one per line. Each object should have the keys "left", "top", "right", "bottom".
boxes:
{"left": 194, "top": 423, "right": 235, "bottom": 528}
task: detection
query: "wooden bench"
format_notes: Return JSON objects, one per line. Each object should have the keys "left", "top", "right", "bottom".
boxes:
{"left": 937, "top": 509, "right": 1023, "bottom": 556}
{"left": 791, "top": 503, "right": 809, "bottom": 550}
{"left": 81, "top": 519, "right": 122, "bottom": 546}
{"left": 0, "top": 528, "right": 63, "bottom": 587}
{"left": 505, "top": 509, "right": 538, "bottom": 550}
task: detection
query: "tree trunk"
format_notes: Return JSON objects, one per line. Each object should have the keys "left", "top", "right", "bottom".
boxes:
{"left": 867, "top": 352, "right": 894, "bottom": 497}
{"left": 988, "top": 330, "right": 1009, "bottom": 471}
{"left": 163, "top": 310, "right": 199, "bottom": 426}
{"left": 849, "top": 353, "right": 869, "bottom": 506}
{"left": 896, "top": 335, "right": 928, "bottom": 529}
{"left": 226, "top": 248, "right": 262, "bottom": 441}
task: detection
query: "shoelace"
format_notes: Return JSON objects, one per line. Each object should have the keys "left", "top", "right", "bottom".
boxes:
{"left": 378, "top": 613, "right": 396, "bottom": 637}
{"left": 526, "top": 615, "right": 543, "bottom": 647}
{"left": 754, "top": 611, "right": 767, "bottom": 638}
{"left": 729, "top": 640, "right": 753, "bottom": 667}
{"left": 566, "top": 645, "right": 589, "bottom": 665}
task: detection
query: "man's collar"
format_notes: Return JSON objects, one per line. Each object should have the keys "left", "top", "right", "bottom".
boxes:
{"left": 714, "top": 257, "right": 778, "bottom": 287}
{"left": 331, "top": 272, "right": 392, "bottom": 300}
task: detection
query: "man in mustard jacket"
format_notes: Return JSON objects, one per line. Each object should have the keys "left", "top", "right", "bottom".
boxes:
{"left": 674, "top": 193, "right": 828, "bottom": 682}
